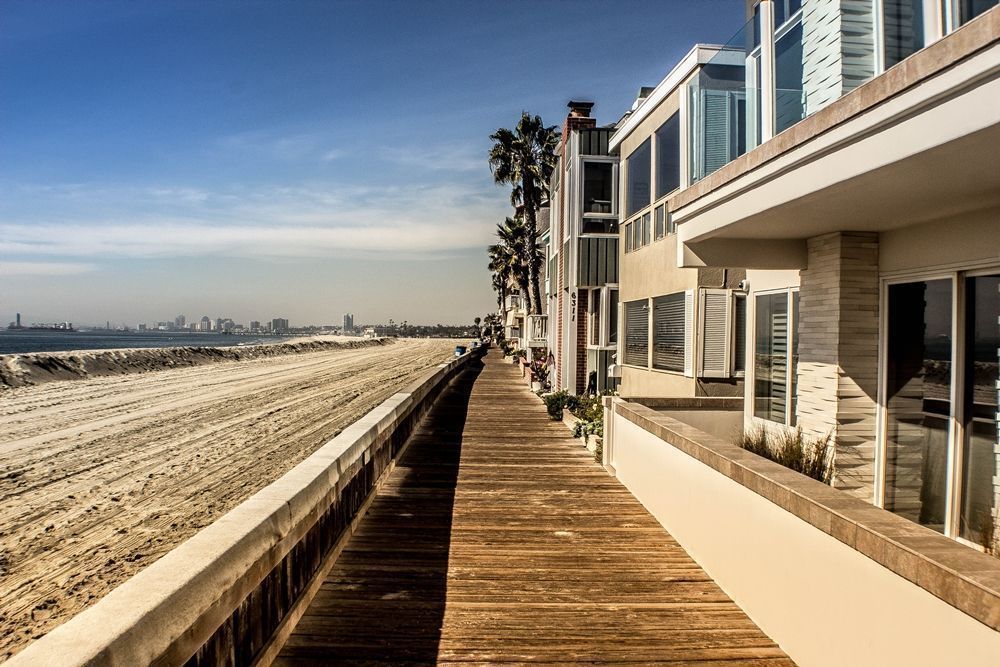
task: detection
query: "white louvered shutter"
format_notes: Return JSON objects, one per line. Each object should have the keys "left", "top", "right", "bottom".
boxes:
{"left": 699, "top": 289, "right": 731, "bottom": 378}
{"left": 683, "top": 290, "right": 695, "bottom": 377}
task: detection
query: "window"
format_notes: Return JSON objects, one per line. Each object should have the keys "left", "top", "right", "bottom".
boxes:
{"left": 754, "top": 290, "right": 798, "bottom": 425}
{"left": 654, "top": 205, "right": 666, "bottom": 240}
{"left": 609, "top": 289, "right": 619, "bottom": 345}
{"left": 959, "top": 273, "right": 1000, "bottom": 544}
{"left": 774, "top": 19, "right": 805, "bottom": 134}
{"left": 883, "top": 0, "right": 925, "bottom": 68}
{"left": 959, "top": 0, "right": 999, "bottom": 25}
{"left": 589, "top": 289, "right": 602, "bottom": 346}
{"left": 624, "top": 300, "right": 649, "bottom": 366}
{"left": 624, "top": 222, "right": 632, "bottom": 252}
{"left": 733, "top": 294, "right": 747, "bottom": 375}
{"left": 652, "top": 293, "right": 686, "bottom": 372}
{"left": 641, "top": 212, "right": 651, "bottom": 247}
{"left": 773, "top": 0, "right": 802, "bottom": 27}
{"left": 655, "top": 113, "right": 681, "bottom": 198}
{"left": 583, "top": 162, "right": 613, "bottom": 214}
{"left": 582, "top": 217, "right": 618, "bottom": 235}
{"left": 883, "top": 279, "right": 953, "bottom": 533}
{"left": 882, "top": 273, "right": 1000, "bottom": 542}
{"left": 626, "top": 139, "right": 651, "bottom": 217}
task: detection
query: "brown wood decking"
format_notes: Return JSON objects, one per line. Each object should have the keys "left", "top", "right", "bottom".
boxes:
{"left": 276, "top": 350, "right": 791, "bottom": 665}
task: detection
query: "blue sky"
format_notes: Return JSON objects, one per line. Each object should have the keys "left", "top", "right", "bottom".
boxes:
{"left": 0, "top": 0, "right": 746, "bottom": 327}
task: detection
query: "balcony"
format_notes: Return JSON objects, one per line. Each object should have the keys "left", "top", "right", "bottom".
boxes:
{"left": 526, "top": 313, "right": 548, "bottom": 348}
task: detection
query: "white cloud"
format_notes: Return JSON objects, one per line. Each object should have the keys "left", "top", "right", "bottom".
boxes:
{"left": 379, "top": 142, "right": 484, "bottom": 172}
{"left": 0, "top": 261, "right": 96, "bottom": 276}
{"left": 0, "top": 181, "right": 507, "bottom": 261}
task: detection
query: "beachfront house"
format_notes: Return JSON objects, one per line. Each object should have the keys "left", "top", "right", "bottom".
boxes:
{"left": 546, "top": 101, "right": 621, "bottom": 394}
{"left": 606, "top": 0, "right": 1000, "bottom": 551}
{"left": 609, "top": 47, "right": 750, "bottom": 402}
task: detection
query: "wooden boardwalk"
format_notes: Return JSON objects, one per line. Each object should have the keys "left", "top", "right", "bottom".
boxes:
{"left": 276, "top": 351, "right": 791, "bottom": 665}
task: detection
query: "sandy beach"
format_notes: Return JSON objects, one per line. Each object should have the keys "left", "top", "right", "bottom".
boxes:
{"left": 0, "top": 337, "right": 456, "bottom": 660}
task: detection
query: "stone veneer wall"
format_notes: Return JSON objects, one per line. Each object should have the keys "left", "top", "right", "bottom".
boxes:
{"left": 797, "top": 232, "right": 879, "bottom": 501}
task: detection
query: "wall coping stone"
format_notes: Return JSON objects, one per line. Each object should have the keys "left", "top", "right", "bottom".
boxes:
{"left": 615, "top": 399, "right": 1000, "bottom": 632}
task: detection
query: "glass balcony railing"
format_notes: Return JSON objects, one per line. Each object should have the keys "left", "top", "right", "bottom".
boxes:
{"left": 688, "top": 15, "right": 761, "bottom": 183}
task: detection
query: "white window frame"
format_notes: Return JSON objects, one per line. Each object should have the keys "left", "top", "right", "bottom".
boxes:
{"left": 586, "top": 285, "right": 619, "bottom": 350}
{"left": 732, "top": 292, "right": 748, "bottom": 378}
{"left": 875, "top": 264, "right": 1000, "bottom": 547}
{"left": 580, "top": 157, "right": 618, "bottom": 226}
{"left": 749, "top": 287, "right": 799, "bottom": 428}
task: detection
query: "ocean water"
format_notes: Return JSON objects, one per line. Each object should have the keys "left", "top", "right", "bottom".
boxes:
{"left": 0, "top": 330, "right": 277, "bottom": 355}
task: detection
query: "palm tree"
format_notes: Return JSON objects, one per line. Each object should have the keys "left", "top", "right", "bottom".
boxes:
{"left": 488, "top": 215, "right": 534, "bottom": 315}
{"left": 489, "top": 112, "right": 558, "bottom": 315}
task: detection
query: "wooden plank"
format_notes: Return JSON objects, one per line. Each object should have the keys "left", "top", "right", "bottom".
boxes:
{"left": 274, "top": 351, "right": 791, "bottom": 665}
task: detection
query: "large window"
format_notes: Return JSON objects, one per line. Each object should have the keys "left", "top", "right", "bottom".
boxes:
{"left": 880, "top": 273, "right": 1000, "bottom": 546}
{"left": 655, "top": 113, "right": 680, "bottom": 198}
{"left": 624, "top": 299, "right": 649, "bottom": 366}
{"left": 883, "top": 279, "right": 953, "bottom": 532}
{"left": 626, "top": 139, "right": 651, "bottom": 217}
{"left": 754, "top": 290, "right": 798, "bottom": 425}
{"left": 959, "top": 274, "right": 999, "bottom": 544}
{"left": 654, "top": 205, "right": 665, "bottom": 240}
{"left": 774, "top": 18, "right": 805, "bottom": 134}
{"left": 883, "top": 0, "right": 925, "bottom": 68}
{"left": 652, "top": 293, "right": 686, "bottom": 372}
{"left": 583, "top": 162, "right": 613, "bottom": 214}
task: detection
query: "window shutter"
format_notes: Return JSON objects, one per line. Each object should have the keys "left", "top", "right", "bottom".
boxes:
{"left": 683, "top": 289, "right": 695, "bottom": 377}
{"left": 624, "top": 300, "right": 649, "bottom": 367}
{"left": 652, "top": 293, "right": 685, "bottom": 372}
{"left": 699, "top": 289, "right": 731, "bottom": 378}
{"left": 701, "top": 89, "right": 731, "bottom": 177}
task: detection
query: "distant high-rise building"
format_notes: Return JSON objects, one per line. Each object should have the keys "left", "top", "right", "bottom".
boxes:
{"left": 16, "top": 313, "right": 21, "bottom": 328}
{"left": 343, "top": 313, "right": 354, "bottom": 333}
{"left": 200, "top": 315, "right": 211, "bottom": 332}
{"left": 271, "top": 318, "right": 289, "bottom": 333}
{"left": 175, "top": 314, "right": 186, "bottom": 328}
{"left": 249, "top": 320, "right": 261, "bottom": 332}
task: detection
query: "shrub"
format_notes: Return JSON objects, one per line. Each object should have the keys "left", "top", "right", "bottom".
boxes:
{"left": 735, "top": 425, "right": 832, "bottom": 484}
{"left": 542, "top": 390, "right": 570, "bottom": 420}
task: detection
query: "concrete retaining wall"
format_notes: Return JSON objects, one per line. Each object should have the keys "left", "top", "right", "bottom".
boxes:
{"left": 8, "top": 350, "right": 481, "bottom": 667}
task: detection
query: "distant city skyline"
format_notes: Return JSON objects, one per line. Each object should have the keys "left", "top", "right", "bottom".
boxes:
{"left": 0, "top": 1, "right": 746, "bottom": 324}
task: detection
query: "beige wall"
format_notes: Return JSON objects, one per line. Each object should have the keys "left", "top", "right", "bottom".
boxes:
{"left": 879, "top": 206, "right": 1000, "bottom": 275}
{"left": 620, "top": 233, "right": 700, "bottom": 302}
{"left": 611, "top": 414, "right": 1000, "bottom": 666}
{"left": 620, "top": 365, "right": 694, "bottom": 399}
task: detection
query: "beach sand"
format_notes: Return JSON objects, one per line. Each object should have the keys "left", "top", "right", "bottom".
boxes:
{"left": 0, "top": 337, "right": 457, "bottom": 660}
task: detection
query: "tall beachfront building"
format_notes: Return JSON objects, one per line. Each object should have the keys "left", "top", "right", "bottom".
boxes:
{"left": 609, "top": 0, "right": 1000, "bottom": 549}
{"left": 545, "top": 101, "right": 621, "bottom": 394}
{"left": 342, "top": 313, "right": 354, "bottom": 334}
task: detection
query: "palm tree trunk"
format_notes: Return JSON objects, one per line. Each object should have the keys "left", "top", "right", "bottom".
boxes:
{"left": 522, "top": 178, "right": 543, "bottom": 315}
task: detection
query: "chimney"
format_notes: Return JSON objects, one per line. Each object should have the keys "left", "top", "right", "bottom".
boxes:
{"left": 563, "top": 100, "right": 597, "bottom": 144}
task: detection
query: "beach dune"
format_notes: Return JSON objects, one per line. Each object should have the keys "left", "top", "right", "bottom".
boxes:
{"left": 0, "top": 337, "right": 456, "bottom": 661}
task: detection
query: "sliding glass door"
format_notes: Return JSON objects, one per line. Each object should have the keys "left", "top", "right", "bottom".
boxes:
{"left": 959, "top": 274, "right": 1000, "bottom": 544}
{"left": 883, "top": 279, "right": 952, "bottom": 532}
{"left": 882, "top": 272, "right": 1000, "bottom": 547}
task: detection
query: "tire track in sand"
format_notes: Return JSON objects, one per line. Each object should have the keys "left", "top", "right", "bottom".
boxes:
{"left": 0, "top": 338, "right": 456, "bottom": 660}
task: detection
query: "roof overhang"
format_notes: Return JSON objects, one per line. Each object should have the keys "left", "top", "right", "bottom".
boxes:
{"left": 676, "top": 41, "right": 1000, "bottom": 269}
